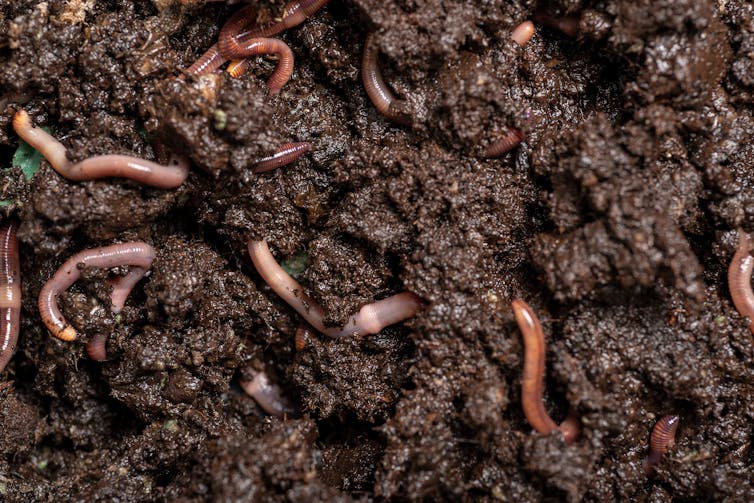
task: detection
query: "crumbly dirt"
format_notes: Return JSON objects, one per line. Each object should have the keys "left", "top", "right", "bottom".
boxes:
{"left": 1, "top": 0, "right": 753, "bottom": 501}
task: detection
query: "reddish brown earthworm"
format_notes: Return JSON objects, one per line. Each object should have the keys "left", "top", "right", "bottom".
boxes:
{"left": 361, "top": 33, "right": 412, "bottom": 125}
{"left": 86, "top": 333, "right": 108, "bottom": 362}
{"left": 186, "top": 44, "right": 227, "bottom": 76}
{"left": 294, "top": 325, "right": 312, "bottom": 351}
{"left": 484, "top": 127, "right": 525, "bottom": 158}
{"left": 39, "top": 242, "right": 156, "bottom": 342}
{"left": 248, "top": 240, "right": 423, "bottom": 338}
{"left": 254, "top": 142, "right": 311, "bottom": 173}
{"left": 12, "top": 110, "right": 189, "bottom": 189}
{"left": 226, "top": 58, "right": 251, "bottom": 78}
{"left": 216, "top": 37, "right": 295, "bottom": 95}
{"left": 218, "top": 0, "right": 330, "bottom": 58}
{"left": 511, "top": 20, "right": 536, "bottom": 46}
{"left": 512, "top": 299, "right": 580, "bottom": 444}
{"left": 728, "top": 230, "right": 754, "bottom": 335}
{"left": 644, "top": 415, "right": 679, "bottom": 474}
{"left": 239, "top": 369, "right": 296, "bottom": 416}
{"left": 0, "top": 222, "right": 21, "bottom": 374}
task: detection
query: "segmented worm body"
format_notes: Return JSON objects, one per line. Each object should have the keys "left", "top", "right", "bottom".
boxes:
{"left": 294, "top": 325, "right": 312, "bottom": 351}
{"left": 728, "top": 230, "right": 754, "bottom": 335}
{"left": 484, "top": 127, "right": 525, "bottom": 158}
{"left": 254, "top": 142, "right": 311, "bottom": 173}
{"left": 248, "top": 240, "right": 422, "bottom": 338}
{"left": 186, "top": 44, "right": 226, "bottom": 76}
{"left": 219, "top": 37, "right": 295, "bottom": 95}
{"left": 86, "top": 333, "right": 108, "bottom": 362}
{"left": 0, "top": 222, "right": 21, "bottom": 374}
{"left": 512, "top": 299, "right": 580, "bottom": 444}
{"left": 240, "top": 369, "right": 296, "bottom": 416}
{"left": 645, "top": 415, "right": 679, "bottom": 474}
{"left": 361, "top": 33, "right": 412, "bottom": 125}
{"left": 39, "top": 242, "right": 156, "bottom": 342}
{"left": 511, "top": 20, "right": 536, "bottom": 46}
{"left": 12, "top": 111, "right": 189, "bottom": 189}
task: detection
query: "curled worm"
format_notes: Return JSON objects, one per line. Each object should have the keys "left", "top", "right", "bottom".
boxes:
{"left": 248, "top": 240, "right": 423, "bottom": 338}
{"left": 484, "top": 127, "right": 525, "bottom": 158}
{"left": 13, "top": 111, "right": 189, "bottom": 188}
{"left": 39, "top": 242, "right": 156, "bottom": 342}
{"left": 217, "top": 37, "right": 295, "bottom": 95}
{"left": 361, "top": 33, "right": 412, "bottom": 125}
{"left": 728, "top": 230, "right": 754, "bottom": 335}
{"left": 644, "top": 415, "right": 680, "bottom": 474}
{"left": 0, "top": 222, "right": 21, "bottom": 374}
{"left": 512, "top": 299, "right": 580, "bottom": 444}
{"left": 254, "top": 142, "right": 311, "bottom": 173}
{"left": 239, "top": 369, "right": 296, "bottom": 417}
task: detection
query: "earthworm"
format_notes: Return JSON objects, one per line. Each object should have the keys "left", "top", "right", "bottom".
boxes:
{"left": 728, "top": 230, "right": 754, "bottom": 335}
{"left": 239, "top": 369, "right": 296, "bottom": 416}
{"left": 39, "top": 242, "right": 156, "bottom": 342}
{"left": 216, "top": 37, "right": 295, "bottom": 95}
{"left": 218, "top": 0, "right": 330, "bottom": 58}
{"left": 247, "top": 240, "right": 423, "bottom": 338}
{"left": 511, "top": 20, "right": 535, "bottom": 46}
{"left": 484, "top": 127, "right": 525, "bottom": 158}
{"left": 226, "top": 59, "right": 251, "bottom": 78}
{"left": 644, "top": 415, "right": 680, "bottom": 474}
{"left": 361, "top": 33, "right": 412, "bottom": 125}
{"left": 0, "top": 222, "right": 21, "bottom": 374}
{"left": 86, "top": 333, "right": 108, "bottom": 362}
{"left": 12, "top": 110, "right": 189, "bottom": 189}
{"left": 512, "top": 299, "right": 580, "bottom": 444}
{"left": 254, "top": 142, "right": 311, "bottom": 173}
{"left": 294, "top": 325, "right": 311, "bottom": 351}
{"left": 186, "top": 43, "right": 227, "bottom": 76}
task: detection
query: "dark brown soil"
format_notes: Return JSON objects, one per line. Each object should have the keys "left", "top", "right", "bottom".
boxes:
{"left": 1, "top": 0, "right": 753, "bottom": 501}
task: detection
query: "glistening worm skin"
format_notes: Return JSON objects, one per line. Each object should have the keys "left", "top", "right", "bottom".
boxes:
{"left": 361, "top": 33, "right": 412, "bottom": 125}
{"left": 0, "top": 222, "right": 21, "bottom": 374}
{"left": 728, "top": 230, "right": 754, "bottom": 335}
{"left": 248, "top": 240, "right": 423, "bottom": 338}
{"left": 239, "top": 369, "right": 296, "bottom": 417}
{"left": 13, "top": 110, "right": 190, "bottom": 189}
{"left": 254, "top": 142, "right": 311, "bottom": 173}
{"left": 217, "top": 38, "right": 295, "bottom": 95}
{"left": 484, "top": 127, "right": 525, "bottom": 158}
{"left": 186, "top": 43, "right": 226, "bottom": 76}
{"left": 512, "top": 299, "right": 580, "bottom": 444}
{"left": 218, "top": 0, "right": 330, "bottom": 58}
{"left": 39, "top": 242, "right": 156, "bottom": 342}
{"left": 644, "top": 415, "right": 680, "bottom": 474}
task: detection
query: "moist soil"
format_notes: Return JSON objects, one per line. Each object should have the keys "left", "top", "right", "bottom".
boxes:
{"left": 0, "top": 0, "right": 753, "bottom": 501}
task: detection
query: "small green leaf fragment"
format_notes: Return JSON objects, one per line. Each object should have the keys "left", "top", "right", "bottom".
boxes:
{"left": 281, "top": 252, "right": 308, "bottom": 278}
{"left": 0, "top": 201, "right": 12, "bottom": 208}
{"left": 12, "top": 127, "right": 50, "bottom": 180}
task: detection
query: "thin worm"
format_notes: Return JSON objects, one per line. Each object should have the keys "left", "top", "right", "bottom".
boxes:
{"left": 218, "top": 38, "right": 294, "bottom": 95}
{"left": 512, "top": 299, "right": 580, "bottom": 444}
{"left": 0, "top": 222, "right": 21, "bottom": 374}
{"left": 86, "top": 333, "right": 108, "bottom": 362}
{"left": 511, "top": 20, "right": 535, "bottom": 46}
{"left": 294, "top": 325, "right": 312, "bottom": 351}
{"left": 361, "top": 33, "right": 412, "bottom": 125}
{"left": 39, "top": 242, "right": 156, "bottom": 342}
{"left": 728, "top": 230, "right": 754, "bottom": 335}
{"left": 226, "top": 59, "right": 251, "bottom": 78}
{"left": 248, "top": 240, "right": 423, "bottom": 338}
{"left": 484, "top": 127, "right": 525, "bottom": 158}
{"left": 218, "top": 0, "right": 330, "bottom": 58}
{"left": 186, "top": 43, "right": 227, "bottom": 76}
{"left": 254, "top": 142, "right": 311, "bottom": 173}
{"left": 13, "top": 110, "right": 189, "bottom": 189}
{"left": 239, "top": 369, "right": 296, "bottom": 416}
{"left": 644, "top": 415, "right": 680, "bottom": 474}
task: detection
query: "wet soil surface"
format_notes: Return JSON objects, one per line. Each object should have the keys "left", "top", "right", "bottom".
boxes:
{"left": 1, "top": 0, "right": 753, "bottom": 501}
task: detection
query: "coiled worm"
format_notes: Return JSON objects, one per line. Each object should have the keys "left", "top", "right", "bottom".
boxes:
{"left": 39, "top": 242, "right": 156, "bottom": 341}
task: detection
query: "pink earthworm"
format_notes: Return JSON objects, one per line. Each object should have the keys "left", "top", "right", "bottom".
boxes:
{"left": 254, "top": 142, "right": 311, "bottom": 173}
{"left": 247, "top": 240, "right": 423, "bottom": 338}
{"left": 216, "top": 37, "right": 295, "bottom": 95}
{"left": 239, "top": 369, "right": 296, "bottom": 417}
{"left": 39, "top": 242, "right": 156, "bottom": 342}
{"left": 361, "top": 33, "right": 412, "bottom": 125}
{"left": 186, "top": 43, "right": 227, "bottom": 76}
{"left": 12, "top": 110, "right": 189, "bottom": 188}
{"left": 512, "top": 299, "right": 580, "bottom": 444}
{"left": 86, "top": 333, "right": 108, "bottom": 362}
{"left": 728, "top": 230, "right": 754, "bottom": 335}
{"left": 511, "top": 20, "right": 536, "bottom": 46}
{"left": 0, "top": 221, "right": 21, "bottom": 374}
{"left": 644, "top": 415, "right": 680, "bottom": 474}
